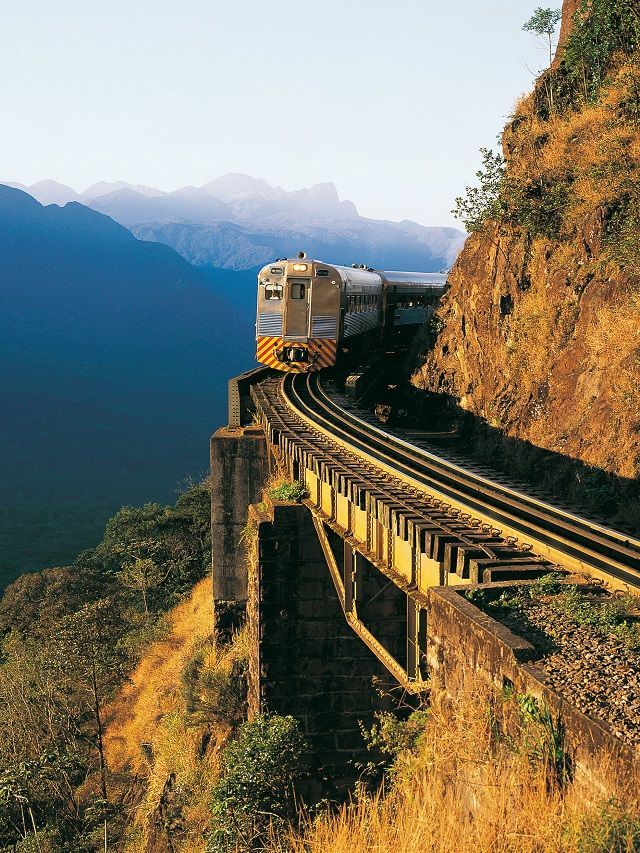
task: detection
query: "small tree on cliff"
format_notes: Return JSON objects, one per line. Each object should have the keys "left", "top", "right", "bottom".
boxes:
{"left": 117, "top": 556, "right": 170, "bottom": 614}
{"left": 524, "top": 7, "right": 562, "bottom": 114}
{"left": 452, "top": 147, "right": 506, "bottom": 232}
{"left": 524, "top": 7, "right": 563, "bottom": 67}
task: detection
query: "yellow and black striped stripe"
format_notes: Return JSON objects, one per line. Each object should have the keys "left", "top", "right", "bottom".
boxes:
{"left": 308, "top": 339, "right": 337, "bottom": 369}
{"left": 256, "top": 337, "right": 337, "bottom": 372}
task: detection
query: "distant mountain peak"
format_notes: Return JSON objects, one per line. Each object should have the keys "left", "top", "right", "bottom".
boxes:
{"left": 82, "top": 181, "right": 166, "bottom": 200}
{"left": 21, "top": 180, "right": 79, "bottom": 206}
{"left": 199, "top": 173, "right": 282, "bottom": 202}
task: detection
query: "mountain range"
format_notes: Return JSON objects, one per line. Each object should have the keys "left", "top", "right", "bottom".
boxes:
{"left": 0, "top": 185, "right": 254, "bottom": 585}
{"left": 5, "top": 175, "right": 466, "bottom": 272}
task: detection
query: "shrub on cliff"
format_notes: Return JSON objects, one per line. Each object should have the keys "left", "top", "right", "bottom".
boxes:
{"left": 208, "top": 715, "right": 310, "bottom": 852}
{"left": 181, "top": 630, "right": 248, "bottom": 728}
{"left": 452, "top": 148, "right": 506, "bottom": 233}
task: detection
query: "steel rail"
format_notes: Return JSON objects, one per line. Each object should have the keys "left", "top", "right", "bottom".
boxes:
{"left": 281, "top": 372, "right": 640, "bottom": 590}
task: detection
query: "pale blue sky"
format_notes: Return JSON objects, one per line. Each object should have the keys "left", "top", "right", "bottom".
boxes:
{"left": 1, "top": 1, "right": 556, "bottom": 227}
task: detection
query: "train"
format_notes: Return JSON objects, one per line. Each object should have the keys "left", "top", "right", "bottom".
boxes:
{"left": 256, "top": 252, "right": 447, "bottom": 372}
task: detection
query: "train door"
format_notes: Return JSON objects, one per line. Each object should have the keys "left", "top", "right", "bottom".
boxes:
{"left": 284, "top": 277, "right": 310, "bottom": 337}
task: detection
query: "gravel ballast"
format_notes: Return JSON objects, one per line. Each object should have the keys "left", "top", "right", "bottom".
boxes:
{"left": 474, "top": 587, "right": 640, "bottom": 746}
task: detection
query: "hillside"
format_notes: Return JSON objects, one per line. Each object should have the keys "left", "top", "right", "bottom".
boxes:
{"left": 5, "top": 175, "right": 466, "bottom": 272}
{"left": 413, "top": 0, "right": 640, "bottom": 486}
{"left": 0, "top": 187, "right": 254, "bottom": 583}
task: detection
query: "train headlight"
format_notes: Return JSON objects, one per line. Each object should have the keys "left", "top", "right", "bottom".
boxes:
{"left": 292, "top": 263, "right": 308, "bottom": 271}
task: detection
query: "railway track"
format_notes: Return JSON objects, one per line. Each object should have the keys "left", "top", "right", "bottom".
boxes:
{"left": 280, "top": 370, "right": 640, "bottom": 591}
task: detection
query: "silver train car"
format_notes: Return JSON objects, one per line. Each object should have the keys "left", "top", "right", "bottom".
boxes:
{"left": 256, "top": 253, "right": 446, "bottom": 372}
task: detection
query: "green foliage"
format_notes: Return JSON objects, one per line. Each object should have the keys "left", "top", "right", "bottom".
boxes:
{"left": 573, "top": 798, "right": 640, "bottom": 851}
{"left": 267, "top": 480, "right": 309, "bottom": 503}
{"left": 516, "top": 693, "right": 571, "bottom": 786}
{"left": 524, "top": 7, "right": 562, "bottom": 66}
{"left": 527, "top": 572, "right": 566, "bottom": 598}
{"left": 453, "top": 144, "right": 567, "bottom": 237}
{"left": 549, "top": 586, "right": 640, "bottom": 647}
{"left": 0, "top": 623, "right": 123, "bottom": 849}
{"left": 618, "top": 68, "right": 640, "bottom": 122}
{"left": 524, "top": 7, "right": 562, "bottom": 39}
{"left": 76, "top": 483, "right": 211, "bottom": 610}
{"left": 545, "top": 0, "right": 640, "bottom": 115}
{"left": 452, "top": 148, "right": 506, "bottom": 231}
{"left": 508, "top": 176, "right": 569, "bottom": 237}
{"left": 603, "top": 193, "right": 640, "bottom": 273}
{"left": 0, "top": 483, "right": 212, "bottom": 850}
{"left": 10, "top": 826, "right": 63, "bottom": 852}
{"left": 239, "top": 518, "right": 258, "bottom": 552}
{"left": 117, "top": 556, "right": 169, "bottom": 613}
{"left": 208, "top": 715, "right": 309, "bottom": 852}
{"left": 117, "top": 612, "right": 171, "bottom": 659}
{"left": 464, "top": 588, "right": 489, "bottom": 606}
{"left": 359, "top": 709, "right": 430, "bottom": 783}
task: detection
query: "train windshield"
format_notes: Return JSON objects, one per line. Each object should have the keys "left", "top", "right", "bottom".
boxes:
{"left": 290, "top": 282, "right": 306, "bottom": 299}
{"left": 265, "top": 283, "right": 283, "bottom": 300}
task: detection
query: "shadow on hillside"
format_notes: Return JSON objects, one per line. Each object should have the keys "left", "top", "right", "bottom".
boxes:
{"left": 376, "top": 381, "right": 640, "bottom": 537}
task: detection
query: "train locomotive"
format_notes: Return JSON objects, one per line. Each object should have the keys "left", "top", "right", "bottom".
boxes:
{"left": 256, "top": 252, "right": 447, "bottom": 372}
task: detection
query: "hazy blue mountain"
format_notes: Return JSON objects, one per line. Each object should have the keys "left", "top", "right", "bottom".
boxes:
{"left": 3, "top": 179, "right": 80, "bottom": 206}
{"left": 130, "top": 219, "right": 464, "bottom": 273}
{"left": 0, "top": 186, "right": 255, "bottom": 586}
{"left": 82, "top": 180, "right": 166, "bottom": 199}
{"left": 1, "top": 179, "right": 168, "bottom": 206}
{"left": 7, "top": 175, "right": 466, "bottom": 272}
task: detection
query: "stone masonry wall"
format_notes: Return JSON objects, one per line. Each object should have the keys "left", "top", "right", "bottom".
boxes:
{"left": 426, "top": 585, "right": 640, "bottom": 790}
{"left": 247, "top": 497, "right": 396, "bottom": 796}
{"left": 210, "top": 425, "right": 269, "bottom": 609}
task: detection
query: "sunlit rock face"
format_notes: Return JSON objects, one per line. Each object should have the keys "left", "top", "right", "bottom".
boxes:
{"left": 413, "top": 0, "right": 640, "bottom": 480}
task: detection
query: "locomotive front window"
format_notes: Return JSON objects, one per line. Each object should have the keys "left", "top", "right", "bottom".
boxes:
{"left": 290, "top": 282, "right": 306, "bottom": 299}
{"left": 265, "top": 284, "right": 283, "bottom": 300}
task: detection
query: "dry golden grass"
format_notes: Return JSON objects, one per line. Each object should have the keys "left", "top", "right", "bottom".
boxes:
{"left": 284, "top": 678, "right": 640, "bottom": 853}
{"left": 504, "top": 60, "right": 640, "bottom": 247}
{"left": 104, "top": 578, "right": 248, "bottom": 853}
{"left": 587, "top": 287, "right": 640, "bottom": 427}
{"left": 104, "top": 576, "right": 214, "bottom": 774}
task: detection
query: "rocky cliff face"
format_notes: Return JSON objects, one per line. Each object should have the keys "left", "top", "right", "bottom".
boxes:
{"left": 413, "top": 0, "right": 640, "bottom": 481}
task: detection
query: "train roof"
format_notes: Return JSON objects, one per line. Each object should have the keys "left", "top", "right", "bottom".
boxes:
{"left": 379, "top": 271, "right": 448, "bottom": 285}
{"left": 258, "top": 258, "right": 448, "bottom": 287}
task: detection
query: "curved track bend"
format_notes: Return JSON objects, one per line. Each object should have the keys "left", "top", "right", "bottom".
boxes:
{"left": 280, "top": 371, "right": 640, "bottom": 591}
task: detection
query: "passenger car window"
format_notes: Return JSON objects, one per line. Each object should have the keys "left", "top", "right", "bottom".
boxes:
{"left": 265, "top": 284, "right": 283, "bottom": 300}
{"left": 291, "top": 282, "right": 306, "bottom": 299}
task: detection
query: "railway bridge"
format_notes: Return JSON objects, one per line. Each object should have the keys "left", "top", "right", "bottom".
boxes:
{"left": 210, "top": 367, "right": 640, "bottom": 791}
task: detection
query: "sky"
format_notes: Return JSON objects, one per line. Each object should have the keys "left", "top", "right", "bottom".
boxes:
{"left": 1, "top": 0, "right": 557, "bottom": 228}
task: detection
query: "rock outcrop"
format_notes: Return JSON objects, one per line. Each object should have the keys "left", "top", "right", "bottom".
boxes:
{"left": 413, "top": 0, "right": 640, "bottom": 481}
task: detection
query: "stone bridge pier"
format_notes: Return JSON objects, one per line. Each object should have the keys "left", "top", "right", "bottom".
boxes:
{"left": 246, "top": 495, "right": 402, "bottom": 793}
{"left": 211, "top": 425, "right": 404, "bottom": 791}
